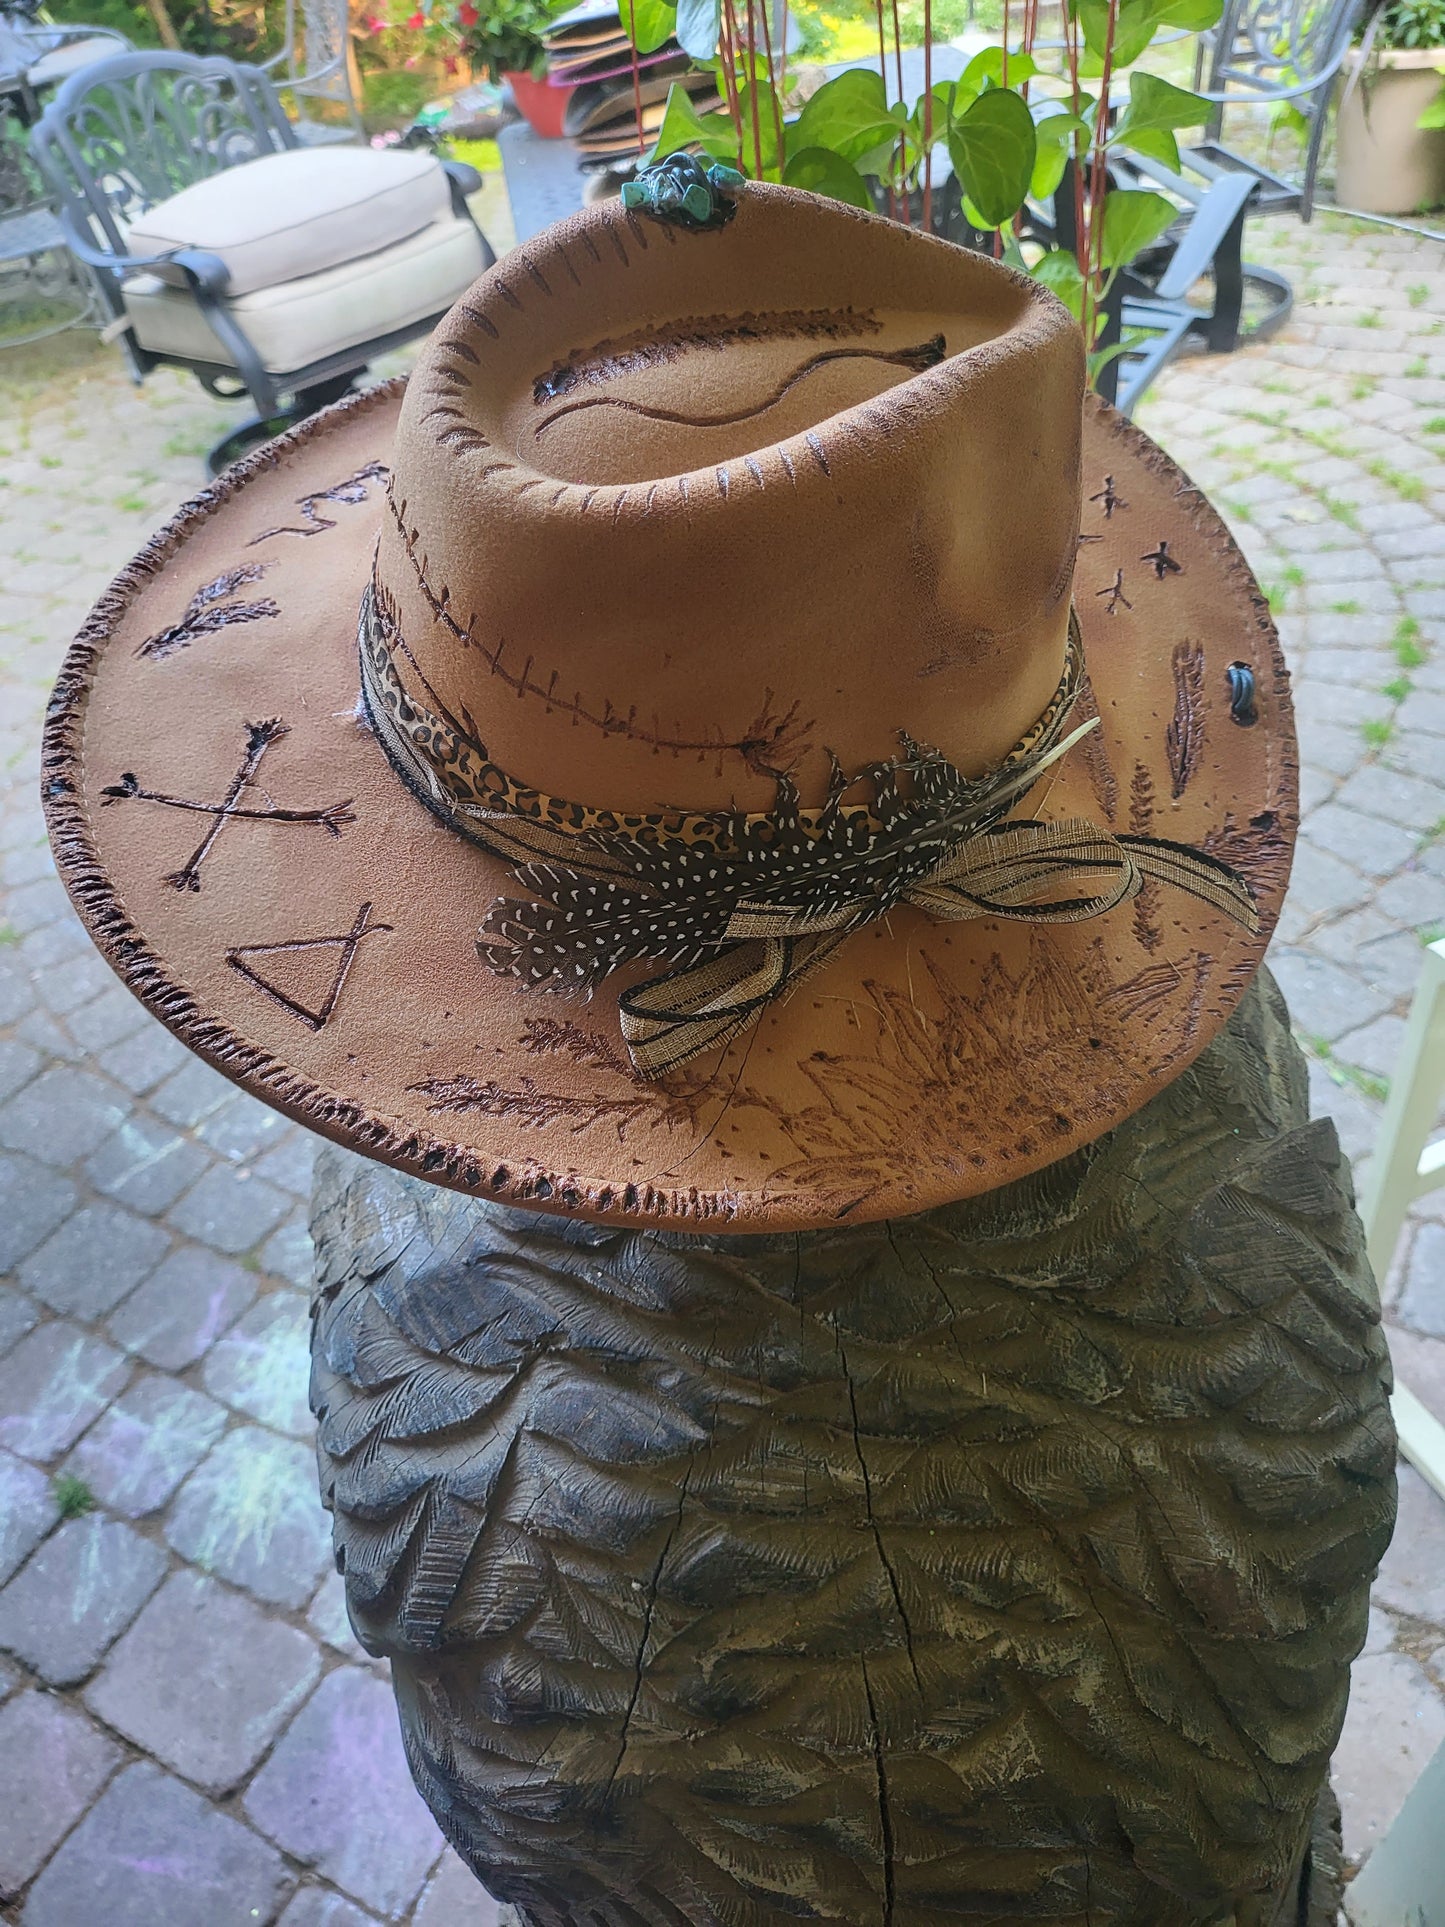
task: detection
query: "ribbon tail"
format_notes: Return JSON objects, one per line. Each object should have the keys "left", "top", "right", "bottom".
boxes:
{"left": 1120, "top": 834, "right": 1260, "bottom": 933}
{"left": 619, "top": 933, "right": 842, "bottom": 1077}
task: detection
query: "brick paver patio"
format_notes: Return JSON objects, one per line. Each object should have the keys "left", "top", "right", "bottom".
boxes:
{"left": 0, "top": 203, "right": 1442, "bottom": 1921}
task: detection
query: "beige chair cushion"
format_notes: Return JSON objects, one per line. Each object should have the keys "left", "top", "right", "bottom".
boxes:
{"left": 126, "top": 146, "right": 452, "bottom": 297}
{"left": 122, "top": 215, "right": 486, "bottom": 377}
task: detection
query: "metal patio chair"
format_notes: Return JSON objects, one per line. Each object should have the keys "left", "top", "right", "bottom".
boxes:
{"left": 262, "top": 0, "right": 364, "bottom": 146}
{"left": 0, "top": 92, "right": 98, "bottom": 342}
{"left": 0, "top": 2, "right": 129, "bottom": 125}
{"left": 31, "top": 50, "right": 493, "bottom": 471}
{"left": 1190, "top": 0, "right": 1366, "bottom": 221}
{"left": 1030, "top": 151, "right": 1292, "bottom": 414}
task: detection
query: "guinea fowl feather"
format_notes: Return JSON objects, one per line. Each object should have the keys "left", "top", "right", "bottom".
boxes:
{"left": 310, "top": 970, "right": 1391, "bottom": 1927}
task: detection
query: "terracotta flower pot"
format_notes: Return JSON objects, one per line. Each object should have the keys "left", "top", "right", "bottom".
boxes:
{"left": 504, "top": 67, "right": 573, "bottom": 139}
{"left": 1335, "top": 47, "right": 1445, "bottom": 216}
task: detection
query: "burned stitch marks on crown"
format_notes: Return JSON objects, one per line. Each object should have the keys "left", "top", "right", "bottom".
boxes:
{"left": 382, "top": 490, "right": 816, "bottom": 778}
{"left": 135, "top": 565, "right": 279, "bottom": 662}
{"left": 100, "top": 718, "right": 356, "bottom": 893}
{"left": 246, "top": 463, "right": 391, "bottom": 546}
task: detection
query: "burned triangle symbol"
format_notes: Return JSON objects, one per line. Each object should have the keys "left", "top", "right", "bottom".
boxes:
{"left": 226, "top": 902, "right": 391, "bottom": 1031}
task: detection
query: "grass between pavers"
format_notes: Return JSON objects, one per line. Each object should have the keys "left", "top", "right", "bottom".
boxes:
{"left": 52, "top": 1472, "right": 96, "bottom": 1519}
{"left": 1304, "top": 1034, "right": 1391, "bottom": 1105}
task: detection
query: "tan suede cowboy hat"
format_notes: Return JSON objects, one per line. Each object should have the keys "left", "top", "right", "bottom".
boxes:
{"left": 43, "top": 173, "right": 1296, "bottom": 1232}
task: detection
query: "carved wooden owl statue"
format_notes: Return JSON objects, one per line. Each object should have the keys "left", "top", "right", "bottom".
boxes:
{"left": 309, "top": 970, "right": 1394, "bottom": 1927}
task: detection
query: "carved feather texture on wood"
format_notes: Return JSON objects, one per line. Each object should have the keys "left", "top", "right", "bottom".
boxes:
{"left": 309, "top": 971, "right": 1394, "bottom": 1927}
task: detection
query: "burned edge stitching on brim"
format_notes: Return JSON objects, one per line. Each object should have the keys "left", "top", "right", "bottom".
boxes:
{"left": 39, "top": 379, "right": 1296, "bottom": 1233}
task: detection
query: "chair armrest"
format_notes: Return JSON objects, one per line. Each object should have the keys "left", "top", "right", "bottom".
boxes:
{"left": 1113, "top": 150, "right": 1254, "bottom": 301}
{"left": 61, "top": 224, "right": 233, "bottom": 296}
{"left": 442, "top": 158, "right": 483, "bottom": 198}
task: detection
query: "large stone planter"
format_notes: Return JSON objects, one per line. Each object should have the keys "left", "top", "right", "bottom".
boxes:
{"left": 1335, "top": 48, "right": 1445, "bottom": 215}
{"left": 309, "top": 969, "right": 1395, "bottom": 1926}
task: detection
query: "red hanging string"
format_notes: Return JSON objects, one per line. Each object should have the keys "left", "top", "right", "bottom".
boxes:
{"left": 875, "top": 0, "right": 897, "bottom": 218}
{"left": 758, "top": 0, "right": 783, "bottom": 180}
{"left": 626, "top": 0, "right": 646, "bottom": 156}
{"left": 1085, "top": 0, "right": 1118, "bottom": 350}
{"left": 922, "top": 0, "right": 932, "bottom": 233}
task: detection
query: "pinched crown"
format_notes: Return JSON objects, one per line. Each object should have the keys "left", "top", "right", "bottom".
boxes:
{"left": 372, "top": 182, "right": 1086, "bottom": 820}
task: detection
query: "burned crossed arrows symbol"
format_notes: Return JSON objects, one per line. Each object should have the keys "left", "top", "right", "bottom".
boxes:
{"left": 101, "top": 718, "right": 355, "bottom": 893}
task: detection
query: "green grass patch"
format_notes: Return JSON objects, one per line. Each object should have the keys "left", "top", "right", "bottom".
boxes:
{"left": 0, "top": 924, "right": 18, "bottom": 946}
{"left": 1358, "top": 310, "right": 1383, "bottom": 329}
{"left": 113, "top": 492, "right": 149, "bottom": 513}
{"left": 1349, "top": 375, "right": 1378, "bottom": 400}
{"left": 1406, "top": 357, "right": 1429, "bottom": 377}
{"left": 1383, "top": 675, "right": 1413, "bottom": 701}
{"left": 1330, "top": 598, "right": 1362, "bottom": 614}
{"left": 1424, "top": 416, "right": 1445, "bottom": 434}
{"left": 1394, "top": 617, "right": 1429, "bottom": 669}
{"left": 1361, "top": 716, "right": 1395, "bottom": 749}
{"left": 1303, "top": 1035, "right": 1391, "bottom": 1103}
{"left": 52, "top": 1473, "right": 96, "bottom": 1520}
{"left": 161, "top": 428, "right": 213, "bottom": 460}
{"left": 447, "top": 136, "right": 502, "bottom": 173}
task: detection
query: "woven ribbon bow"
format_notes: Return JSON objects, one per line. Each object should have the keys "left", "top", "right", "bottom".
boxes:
{"left": 359, "top": 586, "right": 1258, "bottom": 1078}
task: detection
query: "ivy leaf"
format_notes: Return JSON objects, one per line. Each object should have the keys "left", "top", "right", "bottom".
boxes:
{"left": 648, "top": 80, "right": 736, "bottom": 163}
{"left": 788, "top": 68, "right": 898, "bottom": 165}
{"left": 623, "top": 0, "right": 677, "bottom": 54}
{"left": 1030, "top": 107, "right": 1086, "bottom": 198}
{"left": 1031, "top": 247, "right": 1085, "bottom": 319}
{"left": 959, "top": 44, "right": 1039, "bottom": 95}
{"left": 737, "top": 75, "right": 782, "bottom": 176}
{"left": 675, "top": 0, "right": 719, "bottom": 62}
{"left": 1155, "top": 0, "right": 1224, "bottom": 30}
{"left": 1078, "top": 0, "right": 1162, "bottom": 69}
{"left": 946, "top": 86, "right": 1036, "bottom": 228}
{"left": 1113, "top": 72, "right": 1212, "bottom": 142}
{"left": 1098, "top": 187, "right": 1177, "bottom": 268}
{"left": 1121, "top": 124, "right": 1181, "bottom": 172}
{"left": 783, "top": 144, "right": 874, "bottom": 207}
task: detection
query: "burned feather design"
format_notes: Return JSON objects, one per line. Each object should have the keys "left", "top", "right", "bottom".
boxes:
{"left": 135, "top": 565, "right": 279, "bottom": 661}
{"left": 1167, "top": 638, "right": 1207, "bottom": 800}
{"left": 409, "top": 1072, "right": 702, "bottom": 1139}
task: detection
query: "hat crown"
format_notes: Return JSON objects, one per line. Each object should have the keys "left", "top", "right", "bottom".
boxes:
{"left": 375, "top": 184, "right": 1086, "bottom": 815}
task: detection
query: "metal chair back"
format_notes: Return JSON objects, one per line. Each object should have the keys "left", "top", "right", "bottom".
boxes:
{"left": 1197, "top": 0, "right": 1362, "bottom": 107}
{"left": 30, "top": 49, "right": 294, "bottom": 270}
{"left": 266, "top": 0, "right": 363, "bottom": 139}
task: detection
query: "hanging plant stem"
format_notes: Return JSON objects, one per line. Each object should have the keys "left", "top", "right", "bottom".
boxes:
{"left": 626, "top": 0, "right": 646, "bottom": 154}
{"left": 757, "top": 0, "right": 784, "bottom": 176}
{"left": 1084, "top": 0, "right": 1120, "bottom": 345}
{"left": 922, "top": 0, "right": 932, "bottom": 230}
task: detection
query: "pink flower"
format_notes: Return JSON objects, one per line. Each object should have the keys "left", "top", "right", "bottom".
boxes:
{"left": 406, "top": 10, "right": 424, "bottom": 24}
{"left": 365, "top": 13, "right": 386, "bottom": 30}
{"left": 458, "top": 2, "right": 478, "bottom": 24}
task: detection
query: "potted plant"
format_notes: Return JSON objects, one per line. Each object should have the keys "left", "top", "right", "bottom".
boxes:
{"left": 1336, "top": 0, "right": 1445, "bottom": 214}
{"left": 450, "top": 0, "right": 568, "bottom": 134}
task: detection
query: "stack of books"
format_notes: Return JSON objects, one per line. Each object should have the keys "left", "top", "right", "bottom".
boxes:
{"left": 542, "top": 0, "right": 721, "bottom": 172}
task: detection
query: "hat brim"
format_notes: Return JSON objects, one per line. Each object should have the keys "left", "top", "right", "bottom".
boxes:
{"left": 44, "top": 377, "right": 1295, "bottom": 1232}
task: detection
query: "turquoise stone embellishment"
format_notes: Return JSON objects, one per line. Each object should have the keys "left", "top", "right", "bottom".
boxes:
{"left": 620, "top": 152, "right": 746, "bottom": 230}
